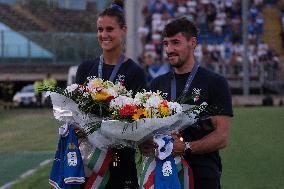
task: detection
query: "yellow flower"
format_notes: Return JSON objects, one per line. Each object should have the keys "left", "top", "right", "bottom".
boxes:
{"left": 143, "top": 108, "right": 149, "bottom": 118}
{"left": 132, "top": 108, "right": 149, "bottom": 121}
{"left": 90, "top": 79, "right": 104, "bottom": 90}
{"left": 104, "top": 81, "right": 114, "bottom": 88}
{"left": 91, "top": 91, "right": 110, "bottom": 101}
{"left": 158, "top": 105, "right": 170, "bottom": 117}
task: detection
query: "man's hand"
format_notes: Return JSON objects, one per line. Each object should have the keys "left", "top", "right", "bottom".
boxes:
{"left": 139, "top": 139, "right": 156, "bottom": 156}
{"left": 171, "top": 133, "right": 186, "bottom": 157}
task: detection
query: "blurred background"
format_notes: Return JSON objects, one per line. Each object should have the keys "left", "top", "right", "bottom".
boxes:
{"left": 0, "top": 0, "right": 283, "bottom": 188}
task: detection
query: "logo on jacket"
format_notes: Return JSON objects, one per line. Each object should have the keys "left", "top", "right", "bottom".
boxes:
{"left": 162, "top": 161, "right": 172, "bottom": 176}
{"left": 67, "top": 143, "right": 77, "bottom": 150}
{"left": 193, "top": 88, "right": 201, "bottom": 102}
{"left": 67, "top": 152, "right": 78, "bottom": 166}
{"left": 116, "top": 74, "right": 125, "bottom": 85}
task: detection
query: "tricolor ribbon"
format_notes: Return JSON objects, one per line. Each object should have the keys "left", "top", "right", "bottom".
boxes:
{"left": 140, "top": 135, "right": 194, "bottom": 189}
{"left": 140, "top": 156, "right": 194, "bottom": 189}
{"left": 84, "top": 148, "right": 112, "bottom": 189}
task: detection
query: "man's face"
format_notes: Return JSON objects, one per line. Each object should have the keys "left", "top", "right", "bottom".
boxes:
{"left": 163, "top": 32, "right": 196, "bottom": 68}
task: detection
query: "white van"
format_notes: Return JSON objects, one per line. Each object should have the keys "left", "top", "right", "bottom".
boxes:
{"left": 67, "top": 66, "right": 78, "bottom": 85}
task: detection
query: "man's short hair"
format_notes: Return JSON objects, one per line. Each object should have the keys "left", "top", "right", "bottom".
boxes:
{"left": 162, "top": 17, "right": 198, "bottom": 40}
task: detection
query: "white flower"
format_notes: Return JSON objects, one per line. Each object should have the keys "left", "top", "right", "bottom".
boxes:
{"left": 113, "top": 83, "right": 131, "bottom": 97}
{"left": 66, "top": 84, "right": 78, "bottom": 93}
{"left": 87, "top": 78, "right": 104, "bottom": 92}
{"left": 83, "top": 92, "right": 89, "bottom": 97}
{"left": 105, "top": 81, "right": 114, "bottom": 88}
{"left": 146, "top": 108, "right": 159, "bottom": 118}
{"left": 124, "top": 96, "right": 134, "bottom": 104}
{"left": 104, "top": 88, "right": 118, "bottom": 98}
{"left": 145, "top": 95, "right": 161, "bottom": 109}
{"left": 168, "top": 102, "right": 183, "bottom": 114}
{"left": 124, "top": 90, "right": 132, "bottom": 97}
{"left": 110, "top": 95, "right": 134, "bottom": 109}
{"left": 134, "top": 92, "right": 144, "bottom": 105}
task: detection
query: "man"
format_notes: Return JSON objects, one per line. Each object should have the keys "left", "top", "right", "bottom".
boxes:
{"left": 141, "top": 17, "right": 233, "bottom": 189}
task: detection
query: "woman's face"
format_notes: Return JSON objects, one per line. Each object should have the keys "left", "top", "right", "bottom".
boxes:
{"left": 96, "top": 16, "right": 126, "bottom": 52}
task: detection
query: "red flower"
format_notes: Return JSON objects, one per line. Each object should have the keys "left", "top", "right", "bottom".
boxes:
{"left": 119, "top": 104, "right": 137, "bottom": 117}
{"left": 160, "top": 100, "right": 168, "bottom": 107}
{"left": 106, "top": 95, "right": 115, "bottom": 102}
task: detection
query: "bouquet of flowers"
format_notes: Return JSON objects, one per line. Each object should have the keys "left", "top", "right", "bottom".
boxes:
{"left": 48, "top": 77, "right": 131, "bottom": 116}
{"left": 47, "top": 80, "right": 207, "bottom": 147}
{"left": 97, "top": 90, "right": 207, "bottom": 143}
{"left": 87, "top": 90, "right": 207, "bottom": 189}
{"left": 46, "top": 77, "right": 132, "bottom": 133}
{"left": 47, "top": 79, "right": 208, "bottom": 189}
{"left": 110, "top": 90, "right": 182, "bottom": 121}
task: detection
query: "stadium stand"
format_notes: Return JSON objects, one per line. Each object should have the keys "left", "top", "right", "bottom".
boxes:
{"left": 279, "top": 2, "right": 284, "bottom": 49}
{"left": 0, "top": 22, "right": 54, "bottom": 59}
{"left": 0, "top": 3, "right": 44, "bottom": 31}
{"left": 25, "top": 5, "right": 97, "bottom": 32}
{"left": 0, "top": 1, "right": 101, "bottom": 100}
{"left": 0, "top": 0, "right": 283, "bottom": 96}
{"left": 138, "top": 0, "right": 283, "bottom": 93}
{"left": 0, "top": 2, "right": 101, "bottom": 63}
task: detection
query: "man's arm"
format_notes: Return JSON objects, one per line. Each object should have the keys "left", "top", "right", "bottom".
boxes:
{"left": 189, "top": 115, "right": 231, "bottom": 154}
{"left": 172, "top": 115, "right": 231, "bottom": 155}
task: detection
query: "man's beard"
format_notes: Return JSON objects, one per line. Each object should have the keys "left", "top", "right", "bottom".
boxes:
{"left": 169, "top": 55, "right": 186, "bottom": 68}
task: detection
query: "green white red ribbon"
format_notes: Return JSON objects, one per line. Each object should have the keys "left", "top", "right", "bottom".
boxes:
{"left": 140, "top": 156, "right": 194, "bottom": 189}
{"left": 84, "top": 148, "right": 112, "bottom": 189}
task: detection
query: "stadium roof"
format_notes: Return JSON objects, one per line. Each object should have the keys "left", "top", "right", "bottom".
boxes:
{"left": 0, "top": 22, "right": 54, "bottom": 59}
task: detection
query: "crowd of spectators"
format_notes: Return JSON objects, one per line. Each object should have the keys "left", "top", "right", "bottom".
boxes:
{"left": 0, "top": 1, "right": 282, "bottom": 84}
{"left": 138, "top": 0, "right": 281, "bottom": 84}
{"left": 280, "top": 2, "right": 284, "bottom": 49}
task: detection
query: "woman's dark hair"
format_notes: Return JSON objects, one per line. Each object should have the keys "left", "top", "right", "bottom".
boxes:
{"left": 162, "top": 17, "right": 198, "bottom": 40}
{"left": 98, "top": 0, "right": 126, "bottom": 28}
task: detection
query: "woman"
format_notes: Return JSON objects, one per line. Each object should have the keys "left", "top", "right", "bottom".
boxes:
{"left": 75, "top": 1, "right": 146, "bottom": 188}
